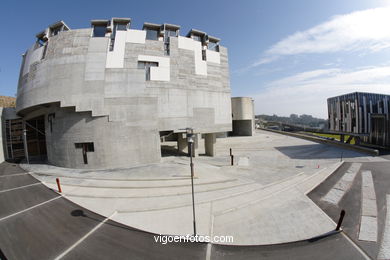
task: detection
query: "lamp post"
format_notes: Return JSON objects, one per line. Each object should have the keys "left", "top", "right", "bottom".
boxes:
{"left": 186, "top": 128, "right": 197, "bottom": 236}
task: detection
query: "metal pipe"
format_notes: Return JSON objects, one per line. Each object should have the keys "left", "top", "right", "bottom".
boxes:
{"left": 189, "top": 141, "right": 196, "bottom": 236}
{"left": 22, "top": 121, "right": 29, "bottom": 164}
{"left": 336, "top": 210, "right": 346, "bottom": 231}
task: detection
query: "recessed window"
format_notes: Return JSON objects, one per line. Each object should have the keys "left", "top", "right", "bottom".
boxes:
{"left": 75, "top": 142, "right": 95, "bottom": 164}
{"left": 165, "top": 29, "right": 177, "bottom": 38}
{"left": 115, "top": 23, "right": 128, "bottom": 31}
{"left": 51, "top": 27, "right": 61, "bottom": 36}
{"left": 192, "top": 35, "right": 202, "bottom": 42}
{"left": 138, "top": 61, "right": 158, "bottom": 81}
{"left": 146, "top": 29, "right": 159, "bottom": 40}
{"left": 93, "top": 25, "right": 106, "bottom": 37}
{"left": 208, "top": 41, "right": 219, "bottom": 52}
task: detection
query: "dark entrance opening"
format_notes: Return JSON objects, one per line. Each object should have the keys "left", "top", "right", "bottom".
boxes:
{"left": 26, "top": 115, "right": 47, "bottom": 162}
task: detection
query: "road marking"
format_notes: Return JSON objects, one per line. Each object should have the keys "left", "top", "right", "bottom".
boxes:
{"left": 358, "top": 171, "right": 377, "bottom": 242}
{"left": 0, "top": 182, "right": 41, "bottom": 193}
{"left": 0, "top": 196, "right": 62, "bottom": 221}
{"left": 341, "top": 232, "right": 371, "bottom": 260}
{"left": 378, "top": 195, "right": 390, "bottom": 260}
{"left": 322, "top": 163, "right": 361, "bottom": 205}
{"left": 0, "top": 173, "right": 27, "bottom": 178}
{"left": 54, "top": 212, "right": 117, "bottom": 260}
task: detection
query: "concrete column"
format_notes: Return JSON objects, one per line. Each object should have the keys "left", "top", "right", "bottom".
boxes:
{"left": 192, "top": 134, "right": 200, "bottom": 157}
{"left": 205, "top": 133, "right": 216, "bottom": 156}
{"left": 177, "top": 133, "right": 188, "bottom": 154}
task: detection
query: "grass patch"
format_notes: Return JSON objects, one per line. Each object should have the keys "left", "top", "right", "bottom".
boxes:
{"left": 308, "top": 132, "right": 356, "bottom": 145}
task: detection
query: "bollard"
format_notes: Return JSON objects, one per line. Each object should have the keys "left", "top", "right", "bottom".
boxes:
{"left": 317, "top": 165, "right": 320, "bottom": 169}
{"left": 56, "top": 178, "right": 62, "bottom": 193}
{"left": 230, "top": 148, "right": 234, "bottom": 166}
{"left": 335, "top": 209, "right": 346, "bottom": 231}
{"left": 340, "top": 152, "right": 343, "bottom": 162}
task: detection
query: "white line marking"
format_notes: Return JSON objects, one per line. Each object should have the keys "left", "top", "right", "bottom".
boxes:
{"left": 341, "top": 232, "right": 371, "bottom": 260}
{"left": 358, "top": 170, "right": 377, "bottom": 242}
{"left": 0, "top": 183, "right": 41, "bottom": 193}
{"left": 322, "top": 163, "right": 361, "bottom": 205}
{"left": 0, "top": 173, "right": 27, "bottom": 178}
{"left": 0, "top": 196, "right": 62, "bottom": 221}
{"left": 378, "top": 195, "right": 390, "bottom": 260}
{"left": 54, "top": 212, "right": 117, "bottom": 260}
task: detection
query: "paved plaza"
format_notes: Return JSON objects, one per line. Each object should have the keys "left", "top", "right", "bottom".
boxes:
{"left": 21, "top": 130, "right": 386, "bottom": 245}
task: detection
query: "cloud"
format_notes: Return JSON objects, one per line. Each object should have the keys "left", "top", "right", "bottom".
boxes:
{"left": 253, "top": 7, "right": 390, "bottom": 66}
{"left": 254, "top": 66, "right": 390, "bottom": 118}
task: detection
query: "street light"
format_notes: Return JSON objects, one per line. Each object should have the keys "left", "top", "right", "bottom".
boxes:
{"left": 186, "top": 128, "right": 197, "bottom": 236}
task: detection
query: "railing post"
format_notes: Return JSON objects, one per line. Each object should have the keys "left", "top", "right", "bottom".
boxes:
{"left": 336, "top": 209, "right": 346, "bottom": 231}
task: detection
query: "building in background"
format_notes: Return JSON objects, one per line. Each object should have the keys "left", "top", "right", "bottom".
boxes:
{"left": 327, "top": 92, "right": 390, "bottom": 147}
{"left": 16, "top": 18, "right": 232, "bottom": 169}
{"left": 1, "top": 96, "right": 23, "bottom": 163}
{"left": 231, "top": 97, "right": 255, "bottom": 136}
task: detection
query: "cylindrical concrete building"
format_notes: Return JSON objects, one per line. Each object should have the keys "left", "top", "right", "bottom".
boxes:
{"left": 231, "top": 97, "right": 255, "bottom": 136}
{"left": 16, "top": 19, "right": 232, "bottom": 168}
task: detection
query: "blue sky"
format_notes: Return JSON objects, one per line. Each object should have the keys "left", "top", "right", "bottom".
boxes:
{"left": 1, "top": 0, "right": 390, "bottom": 118}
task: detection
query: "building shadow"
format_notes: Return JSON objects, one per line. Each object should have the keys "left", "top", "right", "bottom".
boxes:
{"left": 274, "top": 144, "right": 366, "bottom": 160}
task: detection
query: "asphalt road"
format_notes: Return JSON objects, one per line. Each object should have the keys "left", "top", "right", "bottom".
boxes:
{"left": 0, "top": 162, "right": 369, "bottom": 260}
{"left": 309, "top": 160, "right": 390, "bottom": 259}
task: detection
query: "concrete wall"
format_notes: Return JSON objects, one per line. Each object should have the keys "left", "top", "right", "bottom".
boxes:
{"left": 231, "top": 97, "right": 255, "bottom": 136}
{"left": 16, "top": 21, "right": 232, "bottom": 169}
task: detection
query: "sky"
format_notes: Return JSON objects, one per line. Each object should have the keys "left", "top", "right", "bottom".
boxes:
{"left": 1, "top": 0, "right": 390, "bottom": 119}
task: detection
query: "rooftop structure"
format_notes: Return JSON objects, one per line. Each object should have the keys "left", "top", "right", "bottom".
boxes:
{"left": 15, "top": 18, "right": 232, "bottom": 168}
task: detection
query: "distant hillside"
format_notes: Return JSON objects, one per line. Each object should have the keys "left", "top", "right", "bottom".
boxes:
{"left": 256, "top": 114, "right": 327, "bottom": 129}
{"left": 0, "top": 96, "right": 16, "bottom": 107}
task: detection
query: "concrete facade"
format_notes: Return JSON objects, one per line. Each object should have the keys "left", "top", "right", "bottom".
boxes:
{"left": 231, "top": 97, "right": 255, "bottom": 136}
{"left": 16, "top": 19, "right": 232, "bottom": 169}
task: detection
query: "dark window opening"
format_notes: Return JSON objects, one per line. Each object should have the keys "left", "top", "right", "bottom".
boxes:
{"left": 146, "top": 29, "right": 159, "bottom": 40}
{"left": 93, "top": 25, "right": 106, "bottom": 37}
{"left": 192, "top": 35, "right": 202, "bottom": 42}
{"left": 50, "top": 27, "right": 62, "bottom": 37}
{"left": 115, "top": 23, "right": 128, "bottom": 31}
{"left": 48, "top": 113, "right": 55, "bottom": 133}
{"left": 163, "top": 29, "right": 178, "bottom": 56}
{"left": 138, "top": 61, "right": 158, "bottom": 81}
{"left": 208, "top": 41, "right": 219, "bottom": 52}
{"left": 75, "top": 142, "right": 94, "bottom": 164}
{"left": 202, "top": 49, "right": 207, "bottom": 61}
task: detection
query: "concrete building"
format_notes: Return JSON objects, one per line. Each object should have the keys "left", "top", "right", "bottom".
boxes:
{"left": 328, "top": 92, "right": 390, "bottom": 147}
{"left": 231, "top": 97, "right": 255, "bottom": 136}
{"left": 0, "top": 97, "right": 22, "bottom": 163}
{"left": 16, "top": 19, "right": 232, "bottom": 169}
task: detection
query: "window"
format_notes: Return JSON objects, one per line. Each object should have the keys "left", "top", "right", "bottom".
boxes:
{"left": 208, "top": 41, "right": 219, "bottom": 52}
{"left": 138, "top": 61, "right": 158, "bottom": 81}
{"left": 50, "top": 27, "right": 62, "bottom": 37}
{"left": 192, "top": 35, "right": 202, "bottom": 42}
{"left": 146, "top": 29, "right": 159, "bottom": 40}
{"left": 115, "top": 23, "right": 128, "bottom": 31}
{"left": 93, "top": 25, "right": 106, "bottom": 37}
{"left": 165, "top": 29, "right": 177, "bottom": 38}
{"left": 75, "top": 142, "right": 95, "bottom": 164}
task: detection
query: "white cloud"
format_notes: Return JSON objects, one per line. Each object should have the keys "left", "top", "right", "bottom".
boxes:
{"left": 254, "top": 66, "right": 390, "bottom": 118}
{"left": 254, "top": 7, "right": 390, "bottom": 66}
